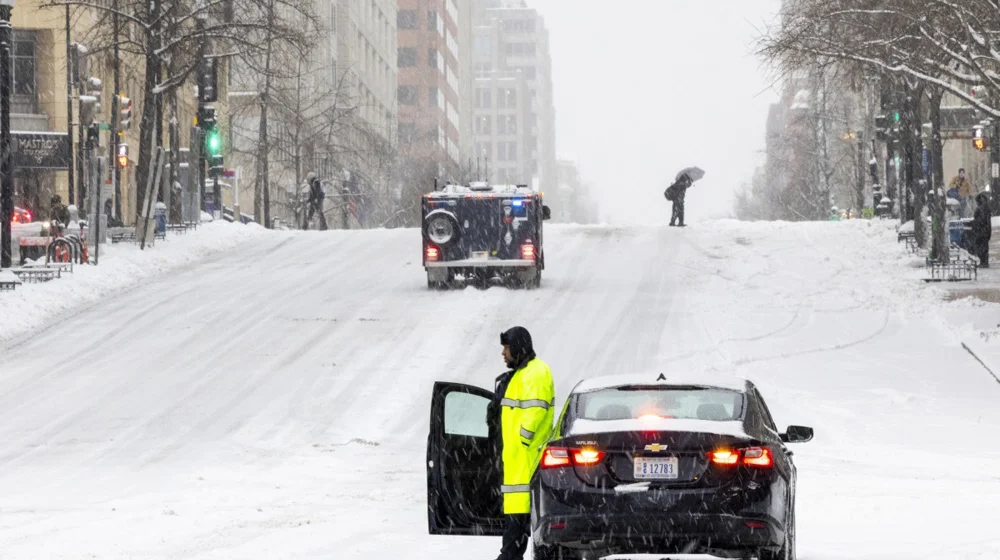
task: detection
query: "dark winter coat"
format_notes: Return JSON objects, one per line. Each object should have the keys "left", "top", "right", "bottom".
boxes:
{"left": 971, "top": 194, "right": 993, "bottom": 248}
{"left": 309, "top": 178, "right": 325, "bottom": 203}
{"left": 664, "top": 176, "right": 692, "bottom": 202}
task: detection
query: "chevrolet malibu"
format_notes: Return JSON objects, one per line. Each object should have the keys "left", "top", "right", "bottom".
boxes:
{"left": 426, "top": 373, "right": 813, "bottom": 559}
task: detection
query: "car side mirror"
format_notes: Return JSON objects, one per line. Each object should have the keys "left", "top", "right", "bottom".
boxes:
{"left": 780, "top": 425, "right": 813, "bottom": 443}
{"left": 542, "top": 205, "right": 551, "bottom": 220}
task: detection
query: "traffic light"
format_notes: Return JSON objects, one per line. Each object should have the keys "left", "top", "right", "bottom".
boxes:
{"left": 197, "top": 105, "right": 216, "bottom": 130}
{"left": 87, "top": 124, "right": 100, "bottom": 149}
{"left": 205, "top": 126, "right": 222, "bottom": 155}
{"left": 974, "top": 127, "right": 988, "bottom": 151}
{"left": 197, "top": 57, "right": 218, "bottom": 103}
{"left": 117, "top": 143, "right": 129, "bottom": 168}
{"left": 79, "top": 77, "right": 102, "bottom": 126}
{"left": 118, "top": 95, "right": 132, "bottom": 132}
{"left": 209, "top": 154, "right": 224, "bottom": 177}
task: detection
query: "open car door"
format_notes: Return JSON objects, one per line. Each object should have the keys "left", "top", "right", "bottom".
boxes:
{"left": 427, "top": 381, "right": 505, "bottom": 536}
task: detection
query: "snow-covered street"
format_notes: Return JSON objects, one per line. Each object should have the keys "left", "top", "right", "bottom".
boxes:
{"left": 1, "top": 221, "right": 999, "bottom": 559}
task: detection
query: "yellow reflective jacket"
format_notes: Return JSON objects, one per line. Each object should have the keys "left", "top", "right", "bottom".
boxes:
{"left": 500, "top": 357, "right": 555, "bottom": 514}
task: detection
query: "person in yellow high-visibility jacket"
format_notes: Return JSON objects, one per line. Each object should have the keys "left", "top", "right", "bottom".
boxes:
{"left": 493, "top": 326, "right": 555, "bottom": 560}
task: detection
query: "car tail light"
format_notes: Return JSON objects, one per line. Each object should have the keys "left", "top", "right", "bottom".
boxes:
{"left": 541, "top": 447, "right": 605, "bottom": 469}
{"left": 708, "top": 447, "right": 773, "bottom": 468}
{"left": 709, "top": 449, "right": 740, "bottom": 466}
{"left": 521, "top": 243, "right": 535, "bottom": 260}
{"left": 425, "top": 245, "right": 439, "bottom": 262}
{"left": 745, "top": 520, "right": 767, "bottom": 529}
{"left": 572, "top": 448, "right": 605, "bottom": 466}
{"left": 542, "top": 447, "right": 572, "bottom": 468}
{"left": 742, "top": 447, "right": 773, "bottom": 468}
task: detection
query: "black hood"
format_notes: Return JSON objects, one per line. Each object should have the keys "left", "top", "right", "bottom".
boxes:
{"left": 501, "top": 326, "right": 536, "bottom": 369}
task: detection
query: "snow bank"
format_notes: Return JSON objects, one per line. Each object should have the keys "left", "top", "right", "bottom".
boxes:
{"left": 0, "top": 222, "right": 271, "bottom": 343}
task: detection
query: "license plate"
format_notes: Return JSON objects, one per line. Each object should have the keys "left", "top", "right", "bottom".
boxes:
{"left": 471, "top": 251, "right": 489, "bottom": 260}
{"left": 633, "top": 456, "right": 679, "bottom": 480}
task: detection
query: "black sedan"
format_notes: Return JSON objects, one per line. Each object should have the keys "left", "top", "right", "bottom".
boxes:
{"left": 426, "top": 373, "right": 813, "bottom": 560}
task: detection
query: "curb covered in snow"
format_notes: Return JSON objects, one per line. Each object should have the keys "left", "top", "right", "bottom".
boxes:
{"left": 0, "top": 221, "right": 272, "bottom": 344}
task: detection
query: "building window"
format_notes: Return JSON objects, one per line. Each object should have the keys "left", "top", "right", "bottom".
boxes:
{"left": 475, "top": 88, "right": 492, "bottom": 109}
{"left": 504, "top": 42, "right": 536, "bottom": 57}
{"left": 474, "top": 36, "right": 492, "bottom": 55}
{"left": 398, "top": 123, "right": 417, "bottom": 143}
{"left": 428, "top": 48, "right": 438, "bottom": 68}
{"left": 13, "top": 31, "right": 36, "bottom": 99}
{"left": 429, "top": 87, "right": 439, "bottom": 107}
{"left": 498, "top": 141, "right": 517, "bottom": 162}
{"left": 398, "top": 10, "right": 418, "bottom": 30}
{"left": 475, "top": 142, "right": 493, "bottom": 159}
{"left": 498, "top": 115, "right": 517, "bottom": 135}
{"left": 502, "top": 18, "right": 536, "bottom": 33}
{"left": 475, "top": 115, "right": 491, "bottom": 134}
{"left": 398, "top": 85, "right": 418, "bottom": 105}
{"left": 497, "top": 88, "right": 517, "bottom": 109}
{"left": 398, "top": 47, "right": 417, "bottom": 67}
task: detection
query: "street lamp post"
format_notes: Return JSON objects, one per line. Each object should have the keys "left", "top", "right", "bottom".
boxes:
{"left": 0, "top": 0, "right": 15, "bottom": 269}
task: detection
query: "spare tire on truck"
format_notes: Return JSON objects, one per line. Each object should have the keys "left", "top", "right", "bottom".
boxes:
{"left": 423, "top": 209, "right": 462, "bottom": 248}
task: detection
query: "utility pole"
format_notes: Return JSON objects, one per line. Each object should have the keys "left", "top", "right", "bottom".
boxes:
{"left": 0, "top": 0, "right": 14, "bottom": 269}
{"left": 65, "top": 5, "right": 74, "bottom": 205}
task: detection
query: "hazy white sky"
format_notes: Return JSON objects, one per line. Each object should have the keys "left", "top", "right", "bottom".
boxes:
{"left": 530, "top": 0, "right": 782, "bottom": 225}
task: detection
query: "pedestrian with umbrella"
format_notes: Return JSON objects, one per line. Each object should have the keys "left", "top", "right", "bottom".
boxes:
{"left": 664, "top": 167, "right": 705, "bottom": 227}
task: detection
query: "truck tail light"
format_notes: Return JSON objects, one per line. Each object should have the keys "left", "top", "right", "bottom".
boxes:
{"left": 426, "top": 245, "right": 439, "bottom": 262}
{"left": 521, "top": 243, "right": 535, "bottom": 260}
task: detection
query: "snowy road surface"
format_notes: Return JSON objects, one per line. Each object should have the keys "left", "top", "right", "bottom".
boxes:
{"left": 1, "top": 221, "right": 999, "bottom": 559}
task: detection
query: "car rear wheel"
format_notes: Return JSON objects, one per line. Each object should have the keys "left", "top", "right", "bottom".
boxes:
{"left": 759, "top": 500, "right": 795, "bottom": 560}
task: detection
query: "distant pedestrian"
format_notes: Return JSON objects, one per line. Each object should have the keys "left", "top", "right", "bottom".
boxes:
{"left": 970, "top": 192, "right": 993, "bottom": 268}
{"left": 49, "top": 194, "right": 69, "bottom": 226}
{"left": 950, "top": 168, "right": 975, "bottom": 218}
{"left": 302, "top": 172, "right": 329, "bottom": 231}
{"left": 664, "top": 174, "right": 693, "bottom": 227}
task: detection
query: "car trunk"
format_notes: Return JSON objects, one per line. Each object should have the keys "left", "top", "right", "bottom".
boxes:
{"left": 564, "top": 430, "right": 753, "bottom": 489}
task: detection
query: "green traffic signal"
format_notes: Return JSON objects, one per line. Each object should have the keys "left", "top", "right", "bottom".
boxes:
{"left": 206, "top": 128, "right": 221, "bottom": 154}
{"left": 892, "top": 111, "right": 900, "bottom": 122}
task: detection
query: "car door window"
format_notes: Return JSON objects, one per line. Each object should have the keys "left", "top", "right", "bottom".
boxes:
{"left": 445, "top": 391, "right": 490, "bottom": 437}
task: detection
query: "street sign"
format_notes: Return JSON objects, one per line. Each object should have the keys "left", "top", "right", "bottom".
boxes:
{"left": 222, "top": 168, "right": 236, "bottom": 178}
{"left": 993, "top": 163, "right": 999, "bottom": 179}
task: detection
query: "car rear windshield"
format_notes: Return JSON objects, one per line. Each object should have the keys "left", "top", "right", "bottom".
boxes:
{"left": 574, "top": 386, "right": 745, "bottom": 422}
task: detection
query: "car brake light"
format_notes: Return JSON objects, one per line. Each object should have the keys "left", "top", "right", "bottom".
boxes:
{"left": 742, "top": 447, "right": 773, "bottom": 468}
{"left": 521, "top": 243, "right": 535, "bottom": 260}
{"left": 709, "top": 449, "right": 740, "bottom": 466}
{"left": 542, "top": 447, "right": 571, "bottom": 468}
{"left": 541, "top": 447, "right": 605, "bottom": 469}
{"left": 572, "top": 448, "right": 605, "bottom": 466}
{"left": 425, "top": 246, "right": 439, "bottom": 261}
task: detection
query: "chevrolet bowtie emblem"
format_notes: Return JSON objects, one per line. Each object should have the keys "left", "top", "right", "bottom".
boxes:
{"left": 644, "top": 443, "right": 668, "bottom": 452}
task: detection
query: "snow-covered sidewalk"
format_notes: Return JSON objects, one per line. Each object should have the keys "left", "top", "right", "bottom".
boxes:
{"left": 0, "top": 221, "right": 272, "bottom": 343}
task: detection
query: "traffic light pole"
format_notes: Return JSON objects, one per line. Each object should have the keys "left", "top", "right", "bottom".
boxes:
{"left": 0, "top": 0, "right": 13, "bottom": 269}
{"left": 65, "top": 5, "right": 74, "bottom": 206}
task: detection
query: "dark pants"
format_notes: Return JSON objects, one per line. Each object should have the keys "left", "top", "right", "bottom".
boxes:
{"left": 670, "top": 196, "right": 685, "bottom": 226}
{"left": 976, "top": 242, "right": 990, "bottom": 268}
{"left": 496, "top": 514, "right": 530, "bottom": 560}
{"left": 303, "top": 199, "right": 328, "bottom": 230}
